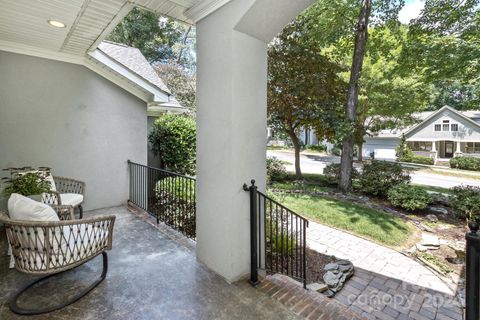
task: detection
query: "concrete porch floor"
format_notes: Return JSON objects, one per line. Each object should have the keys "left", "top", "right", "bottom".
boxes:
{"left": 0, "top": 206, "right": 301, "bottom": 320}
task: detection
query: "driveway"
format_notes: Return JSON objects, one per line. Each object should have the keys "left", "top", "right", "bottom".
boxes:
{"left": 267, "top": 150, "right": 480, "bottom": 188}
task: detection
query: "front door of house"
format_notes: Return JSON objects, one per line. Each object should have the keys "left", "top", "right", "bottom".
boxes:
{"left": 445, "top": 141, "right": 454, "bottom": 158}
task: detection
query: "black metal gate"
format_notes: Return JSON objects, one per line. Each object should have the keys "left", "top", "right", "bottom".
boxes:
{"left": 244, "top": 180, "right": 308, "bottom": 288}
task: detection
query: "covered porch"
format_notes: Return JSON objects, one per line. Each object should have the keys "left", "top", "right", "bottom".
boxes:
{"left": 0, "top": 206, "right": 303, "bottom": 320}
{"left": 407, "top": 140, "right": 480, "bottom": 160}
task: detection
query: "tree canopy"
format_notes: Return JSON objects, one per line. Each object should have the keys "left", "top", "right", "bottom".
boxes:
{"left": 268, "top": 17, "right": 346, "bottom": 177}
{"left": 107, "top": 7, "right": 196, "bottom": 70}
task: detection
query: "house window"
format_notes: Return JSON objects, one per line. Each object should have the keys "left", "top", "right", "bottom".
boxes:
{"left": 434, "top": 124, "right": 441, "bottom": 132}
{"left": 465, "top": 142, "right": 480, "bottom": 153}
{"left": 412, "top": 141, "right": 432, "bottom": 151}
{"left": 451, "top": 124, "right": 458, "bottom": 132}
{"left": 441, "top": 120, "right": 450, "bottom": 131}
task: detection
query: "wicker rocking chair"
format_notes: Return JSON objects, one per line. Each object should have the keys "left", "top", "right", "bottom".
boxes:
{"left": 42, "top": 176, "right": 86, "bottom": 219}
{"left": 0, "top": 208, "right": 115, "bottom": 315}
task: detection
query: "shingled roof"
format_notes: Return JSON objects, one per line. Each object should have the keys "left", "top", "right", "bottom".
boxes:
{"left": 98, "top": 41, "right": 171, "bottom": 94}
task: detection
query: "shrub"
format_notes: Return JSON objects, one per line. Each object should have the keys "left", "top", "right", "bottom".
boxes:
{"left": 449, "top": 185, "right": 480, "bottom": 222}
{"left": 450, "top": 157, "right": 480, "bottom": 171}
{"left": 388, "top": 184, "right": 432, "bottom": 211}
{"left": 305, "top": 144, "right": 327, "bottom": 153}
{"left": 156, "top": 176, "right": 195, "bottom": 199}
{"left": 411, "top": 155, "right": 435, "bottom": 165}
{"left": 396, "top": 134, "right": 413, "bottom": 162}
{"left": 148, "top": 115, "right": 196, "bottom": 175}
{"left": 323, "top": 163, "right": 359, "bottom": 184}
{"left": 267, "top": 157, "right": 288, "bottom": 184}
{"left": 359, "top": 160, "right": 411, "bottom": 197}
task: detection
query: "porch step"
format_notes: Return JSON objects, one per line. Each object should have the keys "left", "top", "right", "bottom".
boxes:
{"left": 435, "top": 160, "right": 450, "bottom": 167}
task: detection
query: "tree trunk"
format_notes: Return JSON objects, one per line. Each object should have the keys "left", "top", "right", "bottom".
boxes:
{"left": 357, "top": 141, "right": 363, "bottom": 162}
{"left": 339, "top": 0, "right": 372, "bottom": 193}
{"left": 286, "top": 128, "right": 302, "bottom": 179}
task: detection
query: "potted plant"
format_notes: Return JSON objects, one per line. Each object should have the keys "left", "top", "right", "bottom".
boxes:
{"left": 2, "top": 167, "right": 52, "bottom": 201}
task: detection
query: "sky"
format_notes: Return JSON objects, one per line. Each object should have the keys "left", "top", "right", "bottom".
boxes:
{"left": 398, "top": 0, "right": 425, "bottom": 24}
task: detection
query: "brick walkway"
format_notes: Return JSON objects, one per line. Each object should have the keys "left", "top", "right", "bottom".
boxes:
{"left": 259, "top": 274, "right": 368, "bottom": 320}
{"left": 307, "top": 221, "right": 464, "bottom": 320}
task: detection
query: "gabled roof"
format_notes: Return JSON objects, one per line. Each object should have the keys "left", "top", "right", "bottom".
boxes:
{"left": 98, "top": 41, "right": 171, "bottom": 94}
{"left": 86, "top": 41, "right": 186, "bottom": 113}
{"left": 404, "top": 106, "right": 480, "bottom": 137}
{"left": 367, "top": 106, "right": 480, "bottom": 139}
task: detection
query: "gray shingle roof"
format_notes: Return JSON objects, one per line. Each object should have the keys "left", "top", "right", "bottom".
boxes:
{"left": 98, "top": 41, "right": 171, "bottom": 94}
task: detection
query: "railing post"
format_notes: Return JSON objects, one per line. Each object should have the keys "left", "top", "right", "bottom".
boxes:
{"left": 243, "top": 179, "right": 260, "bottom": 286}
{"left": 466, "top": 220, "right": 480, "bottom": 320}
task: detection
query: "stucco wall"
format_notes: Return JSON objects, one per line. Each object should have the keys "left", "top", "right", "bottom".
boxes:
{"left": 0, "top": 51, "right": 147, "bottom": 210}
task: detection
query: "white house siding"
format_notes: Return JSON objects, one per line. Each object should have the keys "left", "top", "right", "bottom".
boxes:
{"left": 0, "top": 52, "right": 147, "bottom": 210}
{"left": 363, "top": 138, "right": 400, "bottom": 160}
{"left": 406, "top": 109, "right": 480, "bottom": 142}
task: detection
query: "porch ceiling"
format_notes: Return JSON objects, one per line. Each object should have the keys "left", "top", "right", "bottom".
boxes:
{"left": 0, "top": 0, "right": 223, "bottom": 57}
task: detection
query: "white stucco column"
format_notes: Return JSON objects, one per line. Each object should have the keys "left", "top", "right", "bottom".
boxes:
{"left": 456, "top": 141, "right": 462, "bottom": 153}
{"left": 194, "top": 0, "right": 314, "bottom": 282}
{"left": 431, "top": 141, "right": 436, "bottom": 152}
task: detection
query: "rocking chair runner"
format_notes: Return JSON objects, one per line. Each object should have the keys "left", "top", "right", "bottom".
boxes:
{"left": 0, "top": 210, "right": 115, "bottom": 315}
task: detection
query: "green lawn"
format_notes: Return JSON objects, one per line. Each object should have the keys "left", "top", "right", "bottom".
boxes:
{"left": 269, "top": 191, "right": 417, "bottom": 248}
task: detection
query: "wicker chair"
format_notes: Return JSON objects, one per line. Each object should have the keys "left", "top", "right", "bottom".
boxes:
{"left": 42, "top": 176, "right": 85, "bottom": 219}
{"left": 0, "top": 209, "right": 115, "bottom": 315}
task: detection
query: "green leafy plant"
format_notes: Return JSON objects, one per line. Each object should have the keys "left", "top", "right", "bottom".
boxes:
{"left": 450, "top": 157, "right": 480, "bottom": 171}
{"left": 411, "top": 155, "right": 435, "bottom": 165}
{"left": 359, "top": 160, "right": 411, "bottom": 197}
{"left": 148, "top": 115, "right": 196, "bottom": 175}
{"left": 396, "top": 134, "right": 413, "bottom": 162}
{"left": 2, "top": 167, "right": 52, "bottom": 197}
{"left": 304, "top": 144, "right": 327, "bottom": 153}
{"left": 267, "top": 157, "right": 288, "bottom": 184}
{"left": 324, "top": 163, "right": 359, "bottom": 185}
{"left": 156, "top": 176, "right": 195, "bottom": 199}
{"left": 388, "top": 184, "right": 432, "bottom": 211}
{"left": 449, "top": 185, "right": 480, "bottom": 222}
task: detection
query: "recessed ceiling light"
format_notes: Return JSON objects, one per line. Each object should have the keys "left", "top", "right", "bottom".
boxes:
{"left": 47, "top": 20, "right": 66, "bottom": 28}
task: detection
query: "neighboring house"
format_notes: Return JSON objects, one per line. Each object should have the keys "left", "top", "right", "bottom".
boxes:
{"left": 363, "top": 106, "right": 480, "bottom": 161}
{"left": 0, "top": 40, "right": 186, "bottom": 210}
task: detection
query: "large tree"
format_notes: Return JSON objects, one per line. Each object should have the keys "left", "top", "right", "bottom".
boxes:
{"left": 156, "top": 62, "right": 196, "bottom": 111}
{"left": 107, "top": 7, "right": 195, "bottom": 68}
{"left": 299, "top": 0, "right": 404, "bottom": 192}
{"left": 402, "top": 0, "right": 480, "bottom": 111}
{"left": 268, "top": 19, "right": 346, "bottom": 178}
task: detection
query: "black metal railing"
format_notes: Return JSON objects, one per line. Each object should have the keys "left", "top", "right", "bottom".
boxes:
{"left": 466, "top": 221, "right": 480, "bottom": 320}
{"left": 244, "top": 180, "right": 308, "bottom": 288}
{"left": 128, "top": 161, "right": 196, "bottom": 240}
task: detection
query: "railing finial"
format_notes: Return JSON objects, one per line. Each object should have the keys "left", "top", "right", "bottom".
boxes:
{"left": 251, "top": 179, "right": 256, "bottom": 186}
{"left": 468, "top": 220, "right": 479, "bottom": 234}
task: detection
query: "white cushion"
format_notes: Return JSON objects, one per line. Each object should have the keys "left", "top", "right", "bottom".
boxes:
{"left": 8, "top": 193, "right": 59, "bottom": 222}
{"left": 60, "top": 193, "right": 84, "bottom": 207}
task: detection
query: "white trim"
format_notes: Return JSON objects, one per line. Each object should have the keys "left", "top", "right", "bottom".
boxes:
{"left": 87, "top": 50, "right": 170, "bottom": 102}
{"left": 84, "top": 58, "right": 153, "bottom": 102}
{"left": 88, "top": 2, "right": 135, "bottom": 52}
{"left": 405, "top": 105, "right": 480, "bottom": 137}
{"left": 184, "top": 0, "right": 232, "bottom": 22}
{"left": 147, "top": 103, "right": 188, "bottom": 116}
{"left": 0, "top": 40, "right": 84, "bottom": 65}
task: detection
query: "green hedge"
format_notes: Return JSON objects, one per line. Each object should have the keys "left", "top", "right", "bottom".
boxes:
{"left": 411, "top": 155, "right": 435, "bottom": 165}
{"left": 305, "top": 144, "right": 327, "bottom": 153}
{"left": 388, "top": 184, "right": 432, "bottom": 211}
{"left": 450, "top": 156, "right": 480, "bottom": 171}
{"left": 359, "top": 160, "right": 411, "bottom": 197}
{"left": 450, "top": 185, "right": 480, "bottom": 221}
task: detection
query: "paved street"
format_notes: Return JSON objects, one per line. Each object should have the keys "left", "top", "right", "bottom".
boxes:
{"left": 268, "top": 150, "right": 480, "bottom": 188}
